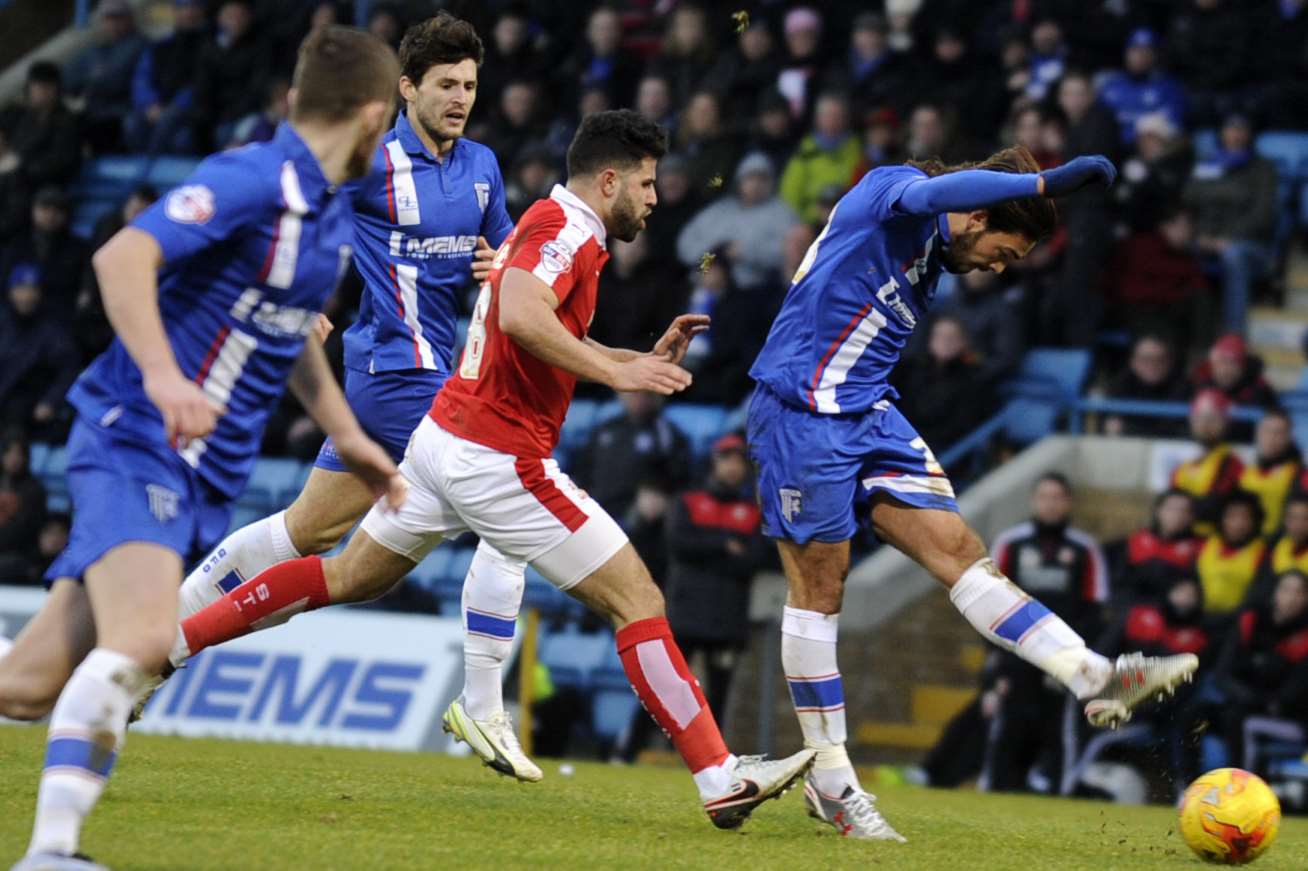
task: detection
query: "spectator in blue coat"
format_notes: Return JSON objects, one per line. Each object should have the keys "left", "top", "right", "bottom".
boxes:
{"left": 63, "top": 0, "right": 146, "bottom": 152}
{"left": 1098, "top": 28, "right": 1187, "bottom": 148}
{"left": 124, "top": 0, "right": 209, "bottom": 154}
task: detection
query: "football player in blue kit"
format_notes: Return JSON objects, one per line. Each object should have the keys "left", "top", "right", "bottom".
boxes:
{"left": 747, "top": 146, "right": 1200, "bottom": 841}
{"left": 0, "top": 27, "right": 405, "bottom": 871}
{"left": 164, "top": 13, "right": 543, "bottom": 782}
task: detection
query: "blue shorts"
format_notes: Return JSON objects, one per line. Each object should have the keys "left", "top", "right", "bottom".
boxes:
{"left": 45, "top": 417, "right": 232, "bottom": 585}
{"left": 314, "top": 367, "right": 446, "bottom": 471}
{"left": 746, "top": 384, "right": 958, "bottom": 544}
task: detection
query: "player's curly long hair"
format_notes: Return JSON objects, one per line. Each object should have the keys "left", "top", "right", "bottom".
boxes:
{"left": 907, "top": 145, "right": 1058, "bottom": 241}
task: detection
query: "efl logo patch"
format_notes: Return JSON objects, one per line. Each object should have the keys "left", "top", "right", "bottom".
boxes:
{"left": 780, "top": 488, "right": 802, "bottom": 522}
{"left": 539, "top": 240, "right": 574, "bottom": 274}
{"left": 165, "top": 185, "right": 215, "bottom": 224}
{"left": 145, "top": 484, "right": 180, "bottom": 523}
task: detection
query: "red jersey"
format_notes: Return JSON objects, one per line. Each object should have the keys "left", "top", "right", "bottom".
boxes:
{"left": 432, "top": 185, "right": 609, "bottom": 458}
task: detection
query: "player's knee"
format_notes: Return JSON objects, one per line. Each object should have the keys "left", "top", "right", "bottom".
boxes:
{"left": 0, "top": 672, "right": 59, "bottom": 720}
{"left": 286, "top": 515, "right": 347, "bottom": 556}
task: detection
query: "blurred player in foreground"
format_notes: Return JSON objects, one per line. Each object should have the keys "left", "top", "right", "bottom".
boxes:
{"left": 0, "top": 27, "right": 405, "bottom": 871}
{"left": 747, "top": 146, "right": 1199, "bottom": 841}
{"left": 160, "top": 12, "right": 542, "bottom": 782}
{"left": 178, "top": 110, "right": 817, "bottom": 829}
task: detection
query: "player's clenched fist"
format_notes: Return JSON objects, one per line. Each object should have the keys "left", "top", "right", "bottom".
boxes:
{"left": 612, "top": 355, "right": 693, "bottom": 395}
{"left": 144, "top": 369, "right": 224, "bottom": 443}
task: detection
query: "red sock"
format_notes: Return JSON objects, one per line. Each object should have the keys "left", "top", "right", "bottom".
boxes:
{"left": 616, "top": 617, "right": 730, "bottom": 773}
{"left": 181, "top": 556, "right": 331, "bottom": 656}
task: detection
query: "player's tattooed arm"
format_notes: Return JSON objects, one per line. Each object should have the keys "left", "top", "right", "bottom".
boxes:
{"left": 93, "top": 226, "right": 223, "bottom": 443}
{"left": 500, "top": 267, "right": 692, "bottom": 395}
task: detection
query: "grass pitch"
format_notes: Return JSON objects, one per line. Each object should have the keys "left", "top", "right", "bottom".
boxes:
{"left": 1, "top": 726, "right": 1306, "bottom": 870}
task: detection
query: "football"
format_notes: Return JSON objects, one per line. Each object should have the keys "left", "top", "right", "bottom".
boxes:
{"left": 1177, "top": 768, "right": 1281, "bottom": 864}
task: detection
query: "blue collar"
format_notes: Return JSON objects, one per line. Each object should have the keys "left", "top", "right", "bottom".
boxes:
{"left": 396, "top": 110, "right": 458, "bottom": 163}
{"left": 936, "top": 212, "right": 952, "bottom": 244}
{"left": 275, "top": 122, "right": 331, "bottom": 201}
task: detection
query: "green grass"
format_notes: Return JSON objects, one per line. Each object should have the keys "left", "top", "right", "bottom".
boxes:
{"left": 1, "top": 726, "right": 1306, "bottom": 870}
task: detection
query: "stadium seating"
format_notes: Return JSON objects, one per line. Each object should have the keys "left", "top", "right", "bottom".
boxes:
{"left": 537, "top": 628, "right": 614, "bottom": 691}
{"left": 662, "top": 403, "right": 730, "bottom": 457}
{"left": 999, "top": 347, "right": 1092, "bottom": 444}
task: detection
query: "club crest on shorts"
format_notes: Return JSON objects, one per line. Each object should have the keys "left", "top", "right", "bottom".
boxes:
{"left": 145, "top": 484, "right": 180, "bottom": 523}
{"left": 780, "top": 487, "right": 802, "bottom": 522}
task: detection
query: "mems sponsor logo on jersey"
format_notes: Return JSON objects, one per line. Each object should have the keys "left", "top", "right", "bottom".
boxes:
{"left": 388, "top": 231, "right": 478, "bottom": 260}
{"left": 229, "top": 288, "right": 320, "bottom": 339}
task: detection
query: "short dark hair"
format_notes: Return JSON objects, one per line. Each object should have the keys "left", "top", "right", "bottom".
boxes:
{"left": 1221, "top": 489, "right": 1265, "bottom": 532}
{"left": 26, "top": 61, "right": 61, "bottom": 87}
{"left": 908, "top": 145, "right": 1058, "bottom": 241}
{"left": 399, "top": 12, "right": 484, "bottom": 84}
{"left": 1261, "top": 407, "right": 1292, "bottom": 427}
{"left": 291, "top": 25, "right": 399, "bottom": 123}
{"left": 566, "top": 109, "right": 667, "bottom": 178}
{"left": 1035, "top": 471, "right": 1073, "bottom": 495}
{"left": 1286, "top": 492, "right": 1308, "bottom": 512}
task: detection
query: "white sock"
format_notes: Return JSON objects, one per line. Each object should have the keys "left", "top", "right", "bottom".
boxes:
{"left": 171, "top": 511, "right": 300, "bottom": 664}
{"left": 461, "top": 543, "right": 525, "bottom": 721}
{"left": 782, "top": 606, "right": 858, "bottom": 796}
{"left": 692, "top": 754, "right": 739, "bottom": 800}
{"left": 950, "top": 558, "right": 1111, "bottom": 699}
{"left": 28, "top": 648, "right": 147, "bottom": 857}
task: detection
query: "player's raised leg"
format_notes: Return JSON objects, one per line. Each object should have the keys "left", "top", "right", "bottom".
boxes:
{"left": 869, "top": 496, "right": 1198, "bottom": 728}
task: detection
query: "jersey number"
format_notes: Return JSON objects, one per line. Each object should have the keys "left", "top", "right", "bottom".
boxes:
{"left": 460, "top": 282, "right": 491, "bottom": 380}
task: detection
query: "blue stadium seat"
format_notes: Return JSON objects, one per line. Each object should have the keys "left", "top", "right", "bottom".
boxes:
{"left": 71, "top": 197, "right": 119, "bottom": 239}
{"left": 558, "top": 399, "right": 599, "bottom": 458}
{"left": 28, "top": 442, "right": 52, "bottom": 476}
{"left": 145, "top": 156, "right": 202, "bottom": 190}
{"left": 591, "top": 686, "right": 639, "bottom": 742}
{"left": 242, "top": 458, "right": 303, "bottom": 511}
{"left": 407, "top": 547, "right": 451, "bottom": 591}
{"left": 538, "top": 629, "right": 613, "bottom": 690}
{"left": 74, "top": 156, "right": 148, "bottom": 200}
{"left": 1000, "top": 348, "right": 1091, "bottom": 444}
{"left": 663, "top": 403, "right": 729, "bottom": 458}
{"left": 1255, "top": 131, "right": 1308, "bottom": 182}
{"left": 1191, "top": 129, "right": 1219, "bottom": 162}
{"left": 227, "top": 504, "right": 266, "bottom": 535}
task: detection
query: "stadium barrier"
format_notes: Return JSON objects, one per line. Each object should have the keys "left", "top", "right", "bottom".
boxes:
{"left": 0, "top": 585, "right": 516, "bottom": 753}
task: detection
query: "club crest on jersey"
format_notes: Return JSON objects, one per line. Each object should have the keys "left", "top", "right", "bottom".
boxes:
{"left": 780, "top": 488, "right": 802, "bottom": 522}
{"left": 145, "top": 484, "right": 180, "bottom": 523}
{"left": 540, "top": 240, "right": 574, "bottom": 274}
{"left": 165, "top": 185, "right": 215, "bottom": 225}
{"left": 475, "top": 182, "right": 490, "bottom": 212}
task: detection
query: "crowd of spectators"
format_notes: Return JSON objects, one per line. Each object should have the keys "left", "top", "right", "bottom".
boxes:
{"left": 920, "top": 388, "right": 1308, "bottom": 799}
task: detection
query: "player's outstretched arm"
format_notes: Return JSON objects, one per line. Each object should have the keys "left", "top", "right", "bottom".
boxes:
{"left": 287, "top": 338, "right": 406, "bottom": 510}
{"left": 93, "top": 226, "right": 223, "bottom": 443}
{"left": 499, "top": 267, "right": 692, "bottom": 395}
{"left": 583, "top": 314, "right": 710, "bottom": 365}
{"left": 895, "top": 155, "right": 1117, "bottom": 216}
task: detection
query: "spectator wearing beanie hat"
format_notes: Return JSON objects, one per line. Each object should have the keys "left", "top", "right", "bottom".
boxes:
{"left": 1171, "top": 388, "right": 1246, "bottom": 536}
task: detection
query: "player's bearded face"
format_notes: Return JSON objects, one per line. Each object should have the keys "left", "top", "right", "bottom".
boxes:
{"left": 410, "top": 59, "right": 479, "bottom": 145}
{"left": 942, "top": 228, "right": 1035, "bottom": 274}
{"left": 609, "top": 160, "right": 658, "bottom": 243}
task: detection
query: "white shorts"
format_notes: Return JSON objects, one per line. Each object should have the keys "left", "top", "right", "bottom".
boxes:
{"left": 360, "top": 416, "right": 628, "bottom": 590}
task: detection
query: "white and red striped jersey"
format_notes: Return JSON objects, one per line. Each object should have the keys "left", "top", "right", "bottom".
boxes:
{"left": 433, "top": 185, "right": 609, "bottom": 459}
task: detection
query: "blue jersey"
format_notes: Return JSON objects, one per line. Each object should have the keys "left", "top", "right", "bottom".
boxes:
{"left": 342, "top": 112, "right": 513, "bottom": 375}
{"left": 67, "top": 123, "right": 354, "bottom": 500}
{"left": 750, "top": 165, "right": 948, "bottom": 415}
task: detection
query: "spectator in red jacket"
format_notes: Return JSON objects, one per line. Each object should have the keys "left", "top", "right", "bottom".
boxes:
{"left": 1171, "top": 388, "right": 1245, "bottom": 535}
{"left": 1100, "top": 209, "right": 1209, "bottom": 346}
{"left": 1212, "top": 570, "right": 1308, "bottom": 773}
{"left": 1192, "top": 334, "right": 1279, "bottom": 441}
{"left": 1110, "top": 488, "right": 1201, "bottom": 604}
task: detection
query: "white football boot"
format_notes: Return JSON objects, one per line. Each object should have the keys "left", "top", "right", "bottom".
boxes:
{"left": 11, "top": 853, "right": 108, "bottom": 871}
{"left": 703, "top": 749, "right": 816, "bottom": 829}
{"left": 1083, "top": 652, "right": 1199, "bottom": 729}
{"left": 442, "top": 697, "right": 543, "bottom": 782}
{"left": 803, "top": 774, "right": 907, "bottom": 842}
